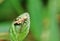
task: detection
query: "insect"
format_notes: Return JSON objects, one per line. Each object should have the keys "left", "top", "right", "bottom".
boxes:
{"left": 14, "top": 16, "right": 27, "bottom": 26}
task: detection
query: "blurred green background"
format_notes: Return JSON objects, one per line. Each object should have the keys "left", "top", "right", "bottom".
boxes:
{"left": 0, "top": 0, "right": 60, "bottom": 41}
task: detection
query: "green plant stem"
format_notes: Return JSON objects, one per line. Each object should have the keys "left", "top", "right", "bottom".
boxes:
{"left": 28, "top": 0, "right": 43, "bottom": 41}
{"left": 48, "top": 0, "right": 59, "bottom": 41}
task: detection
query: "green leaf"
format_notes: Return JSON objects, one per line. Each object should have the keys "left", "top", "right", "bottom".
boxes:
{"left": 9, "top": 12, "right": 30, "bottom": 41}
